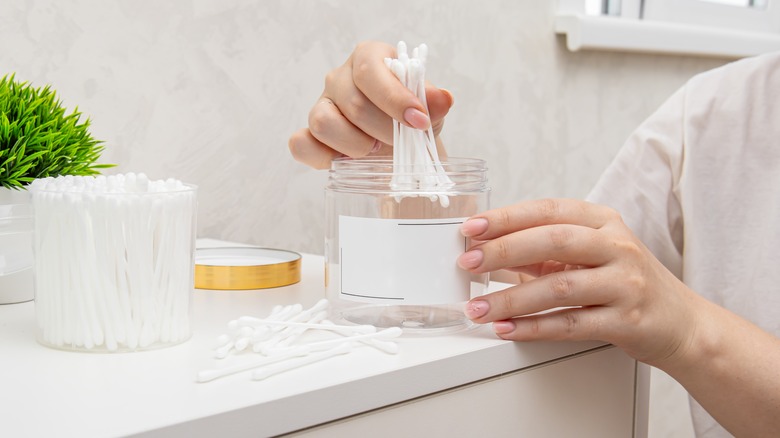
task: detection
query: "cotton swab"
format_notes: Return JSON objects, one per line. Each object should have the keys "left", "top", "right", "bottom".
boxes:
{"left": 261, "top": 327, "right": 402, "bottom": 356}
{"left": 197, "top": 346, "right": 313, "bottom": 383}
{"left": 387, "top": 41, "right": 454, "bottom": 207}
{"left": 235, "top": 318, "right": 377, "bottom": 334}
{"left": 273, "top": 310, "right": 329, "bottom": 348}
{"left": 251, "top": 343, "right": 353, "bottom": 381}
{"left": 29, "top": 173, "right": 196, "bottom": 352}
{"left": 319, "top": 320, "right": 400, "bottom": 354}
{"left": 197, "top": 300, "right": 402, "bottom": 383}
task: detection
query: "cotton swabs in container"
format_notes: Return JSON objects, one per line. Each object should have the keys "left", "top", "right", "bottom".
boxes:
{"left": 29, "top": 173, "right": 197, "bottom": 352}
{"left": 385, "top": 41, "right": 453, "bottom": 207}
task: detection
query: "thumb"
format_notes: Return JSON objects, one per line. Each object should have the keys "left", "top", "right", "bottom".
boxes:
{"left": 426, "top": 86, "right": 454, "bottom": 126}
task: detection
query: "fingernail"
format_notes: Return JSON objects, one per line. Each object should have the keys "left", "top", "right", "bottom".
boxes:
{"left": 370, "top": 139, "right": 382, "bottom": 154}
{"left": 457, "top": 249, "right": 483, "bottom": 269}
{"left": 493, "top": 320, "right": 516, "bottom": 334}
{"left": 461, "top": 218, "right": 488, "bottom": 237}
{"left": 403, "top": 108, "right": 430, "bottom": 130}
{"left": 464, "top": 300, "right": 489, "bottom": 319}
{"left": 440, "top": 88, "right": 454, "bottom": 107}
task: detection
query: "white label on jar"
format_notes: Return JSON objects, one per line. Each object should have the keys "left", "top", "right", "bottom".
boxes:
{"left": 338, "top": 216, "right": 470, "bottom": 305}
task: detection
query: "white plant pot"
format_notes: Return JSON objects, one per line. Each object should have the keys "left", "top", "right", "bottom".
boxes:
{"left": 0, "top": 186, "right": 34, "bottom": 304}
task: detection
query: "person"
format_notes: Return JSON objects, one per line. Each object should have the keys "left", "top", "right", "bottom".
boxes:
{"left": 288, "top": 41, "right": 780, "bottom": 437}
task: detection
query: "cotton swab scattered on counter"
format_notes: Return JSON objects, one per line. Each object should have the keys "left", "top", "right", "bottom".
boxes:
{"left": 197, "top": 299, "right": 401, "bottom": 383}
{"left": 197, "top": 347, "right": 313, "bottom": 383}
{"left": 251, "top": 343, "right": 353, "bottom": 381}
{"left": 29, "top": 173, "right": 197, "bottom": 352}
{"left": 385, "top": 41, "right": 454, "bottom": 207}
{"left": 236, "top": 317, "right": 377, "bottom": 334}
{"left": 260, "top": 327, "right": 402, "bottom": 356}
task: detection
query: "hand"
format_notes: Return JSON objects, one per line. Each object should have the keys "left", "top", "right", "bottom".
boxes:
{"left": 457, "top": 198, "right": 700, "bottom": 366}
{"left": 288, "top": 41, "right": 454, "bottom": 169}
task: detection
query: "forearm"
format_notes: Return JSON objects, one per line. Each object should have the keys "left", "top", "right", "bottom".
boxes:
{"left": 657, "top": 292, "right": 780, "bottom": 436}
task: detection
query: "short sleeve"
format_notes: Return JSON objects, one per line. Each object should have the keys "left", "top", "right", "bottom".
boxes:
{"left": 586, "top": 88, "right": 686, "bottom": 278}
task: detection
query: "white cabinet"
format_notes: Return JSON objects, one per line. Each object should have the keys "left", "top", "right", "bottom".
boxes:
{"left": 294, "top": 346, "right": 640, "bottom": 438}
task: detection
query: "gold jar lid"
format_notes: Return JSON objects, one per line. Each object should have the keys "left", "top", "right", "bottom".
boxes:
{"left": 194, "top": 247, "right": 302, "bottom": 290}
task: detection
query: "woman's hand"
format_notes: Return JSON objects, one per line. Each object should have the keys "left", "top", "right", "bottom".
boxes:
{"left": 457, "top": 198, "right": 699, "bottom": 367}
{"left": 288, "top": 41, "right": 454, "bottom": 169}
{"left": 457, "top": 198, "right": 780, "bottom": 436}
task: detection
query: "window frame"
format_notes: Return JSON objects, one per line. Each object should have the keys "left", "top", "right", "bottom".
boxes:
{"left": 643, "top": 0, "right": 780, "bottom": 33}
{"left": 555, "top": 0, "right": 780, "bottom": 58}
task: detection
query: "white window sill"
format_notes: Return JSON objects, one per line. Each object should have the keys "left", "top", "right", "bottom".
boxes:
{"left": 555, "top": 13, "right": 780, "bottom": 59}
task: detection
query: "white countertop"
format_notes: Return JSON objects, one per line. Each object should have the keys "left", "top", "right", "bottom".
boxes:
{"left": 0, "top": 239, "right": 606, "bottom": 437}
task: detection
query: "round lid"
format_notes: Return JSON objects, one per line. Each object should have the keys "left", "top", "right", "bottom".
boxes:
{"left": 194, "top": 247, "right": 301, "bottom": 290}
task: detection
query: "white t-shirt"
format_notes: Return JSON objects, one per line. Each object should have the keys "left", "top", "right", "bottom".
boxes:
{"left": 587, "top": 51, "right": 780, "bottom": 437}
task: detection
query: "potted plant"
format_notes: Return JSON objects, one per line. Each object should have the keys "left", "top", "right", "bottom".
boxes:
{"left": 0, "top": 74, "right": 111, "bottom": 304}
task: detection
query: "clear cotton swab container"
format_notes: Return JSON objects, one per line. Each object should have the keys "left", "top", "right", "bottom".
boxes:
{"left": 325, "top": 157, "right": 489, "bottom": 334}
{"left": 29, "top": 174, "right": 197, "bottom": 352}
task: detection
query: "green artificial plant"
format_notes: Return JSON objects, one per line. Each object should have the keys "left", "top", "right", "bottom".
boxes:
{"left": 0, "top": 74, "right": 112, "bottom": 189}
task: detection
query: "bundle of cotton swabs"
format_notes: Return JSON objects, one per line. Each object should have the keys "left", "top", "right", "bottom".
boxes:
{"left": 385, "top": 41, "right": 454, "bottom": 207}
{"left": 197, "top": 299, "right": 401, "bottom": 382}
{"left": 29, "top": 173, "right": 196, "bottom": 351}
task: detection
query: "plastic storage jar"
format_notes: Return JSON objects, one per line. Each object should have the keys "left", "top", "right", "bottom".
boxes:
{"left": 30, "top": 177, "right": 197, "bottom": 352}
{"left": 0, "top": 187, "right": 34, "bottom": 304}
{"left": 325, "top": 157, "right": 489, "bottom": 334}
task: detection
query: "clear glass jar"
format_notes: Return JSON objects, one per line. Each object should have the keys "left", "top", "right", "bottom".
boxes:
{"left": 325, "top": 157, "right": 489, "bottom": 334}
{"left": 31, "top": 181, "right": 197, "bottom": 352}
{"left": 0, "top": 187, "right": 34, "bottom": 304}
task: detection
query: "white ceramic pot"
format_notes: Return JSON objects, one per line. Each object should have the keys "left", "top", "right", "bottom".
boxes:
{"left": 0, "top": 186, "right": 34, "bottom": 304}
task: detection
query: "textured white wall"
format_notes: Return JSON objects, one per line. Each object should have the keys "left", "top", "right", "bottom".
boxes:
{"left": 0, "top": 0, "right": 729, "bottom": 255}
{"left": 1, "top": 1, "right": 726, "bottom": 436}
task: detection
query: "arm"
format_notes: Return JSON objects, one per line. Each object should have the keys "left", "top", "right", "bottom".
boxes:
{"left": 670, "top": 293, "right": 780, "bottom": 436}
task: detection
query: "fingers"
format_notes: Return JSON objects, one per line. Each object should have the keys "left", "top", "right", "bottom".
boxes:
{"left": 308, "top": 96, "right": 382, "bottom": 157}
{"left": 350, "top": 41, "right": 432, "bottom": 131}
{"left": 490, "top": 307, "right": 611, "bottom": 342}
{"left": 461, "top": 199, "right": 620, "bottom": 241}
{"left": 458, "top": 223, "right": 616, "bottom": 274}
{"left": 314, "top": 76, "right": 452, "bottom": 160}
{"left": 465, "top": 267, "right": 616, "bottom": 323}
{"left": 291, "top": 40, "right": 454, "bottom": 169}
{"left": 457, "top": 199, "right": 630, "bottom": 273}
{"left": 324, "top": 65, "right": 395, "bottom": 146}
{"left": 465, "top": 273, "right": 618, "bottom": 343}
{"left": 425, "top": 86, "right": 454, "bottom": 135}
{"left": 328, "top": 45, "right": 454, "bottom": 145}
{"left": 288, "top": 128, "right": 343, "bottom": 170}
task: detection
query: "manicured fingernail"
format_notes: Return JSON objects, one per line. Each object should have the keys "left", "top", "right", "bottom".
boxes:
{"left": 370, "top": 139, "right": 382, "bottom": 154}
{"left": 458, "top": 249, "right": 483, "bottom": 269}
{"left": 461, "top": 218, "right": 488, "bottom": 237}
{"left": 403, "top": 108, "right": 430, "bottom": 130}
{"left": 493, "top": 320, "right": 516, "bottom": 334}
{"left": 465, "top": 300, "right": 489, "bottom": 319}
{"left": 440, "top": 88, "right": 454, "bottom": 107}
